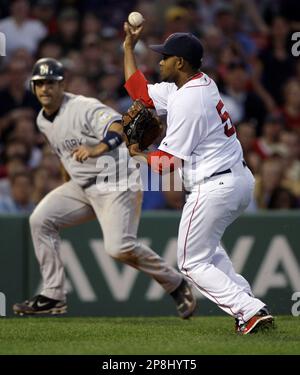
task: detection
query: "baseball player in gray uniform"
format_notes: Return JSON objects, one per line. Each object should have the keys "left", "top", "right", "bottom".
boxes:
{"left": 13, "top": 58, "right": 196, "bottom": 318}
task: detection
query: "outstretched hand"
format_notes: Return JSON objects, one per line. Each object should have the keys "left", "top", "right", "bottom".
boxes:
{"left": 123, "top": 22, "right": 144, "bottom": 49}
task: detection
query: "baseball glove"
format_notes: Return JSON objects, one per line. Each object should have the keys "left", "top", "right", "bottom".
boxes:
{"left": 122, "top": 100, "right": 162, "bottom": 151}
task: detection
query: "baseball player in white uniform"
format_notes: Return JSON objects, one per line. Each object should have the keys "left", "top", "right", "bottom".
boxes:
{"left": 123, "top": 24, "right": 274, "bottom": 334}
{"left": 13, "top": 58, "right": 196, "bottom": 318}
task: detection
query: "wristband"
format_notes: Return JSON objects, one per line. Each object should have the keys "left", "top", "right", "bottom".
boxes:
{"left": 102, "top": 131, "right": 123, "bottom": 150}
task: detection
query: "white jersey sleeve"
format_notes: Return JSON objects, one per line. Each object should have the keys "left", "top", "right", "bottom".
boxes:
{"left": 147, "top": 82, "right": 177, "bottom": 115}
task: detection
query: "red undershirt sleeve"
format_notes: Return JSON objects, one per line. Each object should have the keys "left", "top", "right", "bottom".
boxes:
{"left": 124, "top": 70, "right": 155, "bottom": 108}
{"left": 147, "top": 150, "right": 180, "bottom": 174}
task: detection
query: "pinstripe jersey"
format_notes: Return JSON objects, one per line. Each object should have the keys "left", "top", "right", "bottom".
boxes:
{"left": 37, "top": 92, "right": 133, "bottom": 187}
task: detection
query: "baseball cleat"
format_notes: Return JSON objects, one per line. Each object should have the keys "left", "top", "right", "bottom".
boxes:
{"left": 170, "top": 279, "right": 197, "bottom": 319}
{"left": 237, "top": 306, "right": 274, "bottom": 335}
{"left": 13, "top": 295, "right": 67, "bottom": 316}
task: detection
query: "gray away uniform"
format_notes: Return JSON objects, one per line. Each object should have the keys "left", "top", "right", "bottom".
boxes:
{"left": 31, "top": 93, "right": 181, "bottom": 300}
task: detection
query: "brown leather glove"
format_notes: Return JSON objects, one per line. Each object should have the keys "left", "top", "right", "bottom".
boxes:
{"left": 122, "top": 100, "right": 162, "bottom": 151}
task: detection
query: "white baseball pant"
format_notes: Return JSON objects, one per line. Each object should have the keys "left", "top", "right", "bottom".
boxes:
{"left": 178, "top": 161, "right": 265, "bottom": 323}
{"left": 30, "top": 180, "right": 182, "bottom": 301}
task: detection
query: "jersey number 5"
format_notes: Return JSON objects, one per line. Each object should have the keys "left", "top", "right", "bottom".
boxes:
{"left": 216, "top": 100, "right": 236, "bottom": 137}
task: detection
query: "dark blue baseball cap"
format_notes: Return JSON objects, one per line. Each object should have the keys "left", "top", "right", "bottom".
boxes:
{"left": 149, "top": 32, "right": 203, "bottom": 67}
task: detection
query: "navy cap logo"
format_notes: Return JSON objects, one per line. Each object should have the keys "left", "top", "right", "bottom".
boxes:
{"left": 39, "top": 64, "right": 50, "bottom": 75}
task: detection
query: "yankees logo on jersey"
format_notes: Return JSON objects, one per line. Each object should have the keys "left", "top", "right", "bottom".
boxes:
{"left": 36, "top": 93, "right": 132, "bottom": 187}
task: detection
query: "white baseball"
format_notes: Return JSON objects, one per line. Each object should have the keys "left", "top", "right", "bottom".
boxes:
{"left": 128, "top": 12, "right": 144, "bottom": 27}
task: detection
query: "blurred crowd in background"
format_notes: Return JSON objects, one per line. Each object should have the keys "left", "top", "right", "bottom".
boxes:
{"left": 0, "top": 0, "right": 300, "bottom": 214}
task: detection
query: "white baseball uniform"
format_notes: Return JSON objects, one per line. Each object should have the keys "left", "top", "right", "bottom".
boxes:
{"left": 147, "top": 73, "right": 266, "bottom": 323}
{"left": 31, "top": 92, "right": 182, "bottom": 301}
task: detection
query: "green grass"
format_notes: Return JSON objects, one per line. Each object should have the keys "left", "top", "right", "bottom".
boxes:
{"left": 0, "top": 316, "right": 299, "bottom": 355}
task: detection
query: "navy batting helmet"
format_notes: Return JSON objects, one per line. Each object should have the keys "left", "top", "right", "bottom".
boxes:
{"left": 30, "top": 58, "right": 64, "bottom": 93}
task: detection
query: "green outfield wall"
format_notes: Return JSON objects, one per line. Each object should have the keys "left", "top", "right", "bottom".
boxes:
{"left": 1, "top": 212, "right": 300, "bottom": 317}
